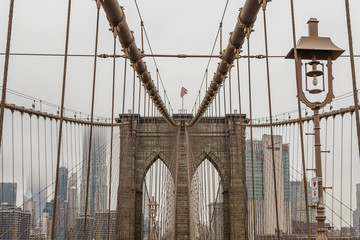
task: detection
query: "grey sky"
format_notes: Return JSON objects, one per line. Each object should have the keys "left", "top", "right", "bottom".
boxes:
{"left": 1, "top": 0, "right": 359, "bottom": 119}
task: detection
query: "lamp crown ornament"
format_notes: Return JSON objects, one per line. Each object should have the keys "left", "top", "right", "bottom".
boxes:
{"left": 286, "top": 18, "right": 344, "bottom": 110}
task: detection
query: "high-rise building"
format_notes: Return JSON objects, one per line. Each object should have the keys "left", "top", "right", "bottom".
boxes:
{"left": 0, "top": 182, "right": 17, "bottom": 207}
{"left": 354, "top": 184, "right": 360, "bottom": 232}
{"left": 58, "top": 167, "right": 68, "bottom": 201}
{"left": 42, "top": 200, "right": 54, "bottom": 238}
{"left": 94, "top": 211, "right": 116, "bottom": 239}
{"left": 0, "top": 207, "right": 31, "bottom": 239}
{"left": 74, "top": 215, "right": 94, "bottom": 240}
{"left": 245, "top": 135, "right": 291, "bottom": 236}
{"left": 68, "top": 173, "right": 78, "bottom": 237}
{"left": 55, "top": 167, "right": 69, "bottom": 240}
{"left": 80, "top": 127, "right": 108, "bottom": 217}
{"left": 290, "top": 181, "right": 316, "bottom": 223}
{"left": 24, "top": 199, "right": 36, "bottom": 229}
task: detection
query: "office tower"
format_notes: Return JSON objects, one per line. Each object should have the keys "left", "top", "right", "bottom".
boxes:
{"left": 54, "top": 167, "right": 69, "bottom": 240}
{"left": 354, "top": 184, "right": 360, "bottom": 232}
{"left": 58, "top": 167, "right": 68, "bottom": 201}
{"left": 290, "top": 181, "right": 316, "bottom": 223}
{"left": 0, "top": 182, "right": 17, "bottom": 207}
{"left": 94, "top": 211, "right": 116, "bottom": 239}
{"left": 24, "top": 198, "right": 36, "bottom": 229}
{"left": 245, "top": 135, "right": 291, "bottom": 236}
{"left": 74, "top": 215, "right": 94, "bottom": 240}
{"left": 0, "top": 207, "right": 31, "bottom": 239}
{"left": 68, "top": 173, "right": 78, "bottom": 237}
{"left": 80, "top": 127, "right": 108, "bottom": 217}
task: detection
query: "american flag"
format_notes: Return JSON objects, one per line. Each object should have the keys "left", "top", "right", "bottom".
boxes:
{"left": 180, "top": 87, "right": 188, "bottom": 98}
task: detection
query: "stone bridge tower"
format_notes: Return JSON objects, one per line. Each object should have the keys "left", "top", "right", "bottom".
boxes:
{"left": 115, "top": 114, "right": 248, "bottom": 239}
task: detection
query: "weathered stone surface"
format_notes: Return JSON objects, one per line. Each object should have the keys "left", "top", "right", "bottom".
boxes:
{"left": 115, "top": 114, "right": 248, "bottom": 239}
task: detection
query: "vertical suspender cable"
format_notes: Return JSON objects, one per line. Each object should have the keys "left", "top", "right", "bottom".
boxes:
{"left": 51, "top": 0, "right": 72, "bottom": 238}
{"left": 132, "top": 69, "right": 136, "bottom": 123}
{"left": 236, "top": 59, "right": 242, "bottom": 115}
{"left": 44, "top": 118, "right": 48, "bottom": 202}
{"left": 261, "top": 7, "right": 280, "bottom": 239}
{"left": 138, "top": 80, "right": 142, "bottom": 115}
{"left": 206, "top": 69, "right": 208, "bottom": 117}
{"left": 0, "top": 0, "right": 15, "bottom": 148}
{"left": 156, "top": 69, "right": 159, "bottom": 117}
{"left": 30, "top": 116, "right": 34, "bottom": 221}
{"left": 141, "top": 21, "right": 144, "bottom": 52}
{"left": 223, "top": 78, "right": 227, "bottom": 121}
{"left": 331, "top": 116, "right": 335, "bottom": 231}
{"left": 37, "top": 116, "right": 42, "bottom": 233}
{"left": 289, "top": 0, "right": 311, "bottom": 238}
{"left": 324, "top": 118, "right": 328, "bottom": 188}
{"left": 83, "top": 2, "right": 101, "bottom": 238}
{"left": 350, "top": 112, "right": 353, "bottom": 226}
{"left": 246, "top": 36, "right": 257, "bottom": 240}
{"left": 344, "top": 0, "right": 360, "bottom": 159}
{"left": 228, "top": 69, "right": 232, "bottom": 117}
{"left": 121, "top": 58, "right": 127, "bottom": 121}
{"left": 219, "top": 22, "right": 223, "bottom": 54}
{"left": 0, "top": 131, "right": 2, "bottom": 213}
{"left": 340, "top": 115, "right": 344, "bottom": 230}
{"left": 107, "top": 31, "right": 117, "bottom": 240}
{"left": 11, "top": 111, "right": 15, "bottom": 207}
{"left": 21, "top": 113, "right": 25, "bottom": 206}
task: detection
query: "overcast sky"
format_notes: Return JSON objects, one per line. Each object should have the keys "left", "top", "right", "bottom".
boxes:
{"left": 1, "top": 0, "right": 359, "bottom": 119}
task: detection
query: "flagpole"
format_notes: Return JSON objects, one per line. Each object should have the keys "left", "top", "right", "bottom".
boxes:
{"left": 182, "top": 96, "right": 184, "bottom": 113}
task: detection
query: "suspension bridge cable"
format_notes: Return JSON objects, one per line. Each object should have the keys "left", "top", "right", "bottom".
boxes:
{"left": 289, "top": 0, "right": 312, "bottom": 237}
{"left": 83, "top": 2, "right": 101, "bottom": 238}
{"left": 50, "top": 0, "right": 72, "bottom": 234}
{"left": 331, "top": 115, "right": 336, "bottom": 231}
{"left": 344, "top": 0, "right": 360, "bottom": 160}
{"left": 132, "top": 69, "right": 136, "bottom": 123}
{"left": 0, "top": 0, "right": 15, "bottom": 150}
{"left": 107, "top": 30, "right": 117, "bottom": 240}
{"left": 133, "top": 0, "right": 175, "bottom": 113}
{"left": 191, "top": 0, "right": 230, "bottom": 113}
{"left": 261, "top": 6, "right": 281, "bottom": 239}
{"left": 350, "top": 112, "right": 354, "bottom": 227}
{"left": 121, "top": 58, "right": 127, "bottom": 121}
{"left": 246, "top": 34, "right": 257, "bottom": 240}
{"left": 21, "top": 113, "right": 25, "bottom": 209}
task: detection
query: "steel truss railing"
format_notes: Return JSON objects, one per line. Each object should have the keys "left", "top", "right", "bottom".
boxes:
{"left": 245, "top": 106, "right": 357, "bottom": 128}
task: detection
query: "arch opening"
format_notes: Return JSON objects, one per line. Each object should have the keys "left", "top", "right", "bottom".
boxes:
{"left": 142, "top": 158, "right": 175, "bottom": 239}
{"left": 190, "top": 158, "right": 224, "bottom": 239}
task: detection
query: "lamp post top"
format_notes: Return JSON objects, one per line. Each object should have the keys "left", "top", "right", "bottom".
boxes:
{"left": 285, "top": 18, "right": 344, "bottom": 60}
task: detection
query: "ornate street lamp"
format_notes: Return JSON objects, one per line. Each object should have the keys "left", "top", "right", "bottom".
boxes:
{"left": 286, "top": 18, "right": 344, "bottom": 240}
{"left": 148, "top": 196, "right": 158, "bottom": 240}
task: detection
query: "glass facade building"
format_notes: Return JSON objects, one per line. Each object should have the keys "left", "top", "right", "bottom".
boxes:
{"left": 0, "top": 182, "right": 17, "bottom": 207}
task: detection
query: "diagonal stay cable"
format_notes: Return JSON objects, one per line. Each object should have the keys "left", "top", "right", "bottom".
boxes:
{"left": 134, "top": 0, "right": 175, "bottom": 113}
{"left": 191, "top": 0, "right": 230, "bottom": 113}
{"left": 0, "top": 0, "right": 15, "bottom": 149}
{"left": 187, "top": 0, "right": 263, "bottom": 127}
